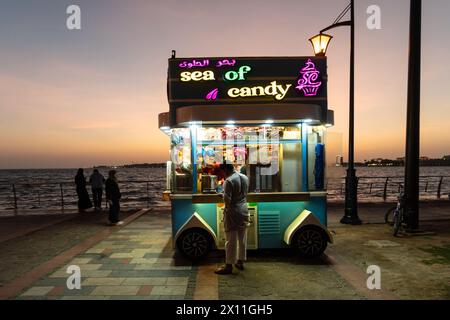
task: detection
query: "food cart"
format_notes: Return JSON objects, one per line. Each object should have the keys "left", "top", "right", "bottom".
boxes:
{"left": 159, "top": 54, "right": 334, "bottom": 259}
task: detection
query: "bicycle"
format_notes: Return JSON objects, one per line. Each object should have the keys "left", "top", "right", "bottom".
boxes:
{"left": 384, "top": 193, "right": 406, "bottom": 236}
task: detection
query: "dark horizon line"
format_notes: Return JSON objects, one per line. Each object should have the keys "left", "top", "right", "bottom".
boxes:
{"left": 1, "top": 163, "right": 450, "bottom": 171}
{"left": 1, "top": 155, "right": 449, "bottom": 171}
{"left": 0, "top": 163, "right": 167, "bottom": 171}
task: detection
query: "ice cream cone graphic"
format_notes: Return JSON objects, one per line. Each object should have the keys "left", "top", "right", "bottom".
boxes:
{"left": 296, "top": 59, "right": 322, "bottom": 96}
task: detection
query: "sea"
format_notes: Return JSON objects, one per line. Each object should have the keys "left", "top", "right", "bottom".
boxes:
{"left": 0, "top": 168, "right": 166, "bottom": 212}
{"left": 0, "top": 166, "right": 448, "bottom": 212}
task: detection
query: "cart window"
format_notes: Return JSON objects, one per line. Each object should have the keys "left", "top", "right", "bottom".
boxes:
{"left": 195, "top": 126, "right": 303, "bottom": 194}
{"left": 280, "top": 128, "right": 302, "bottom": 192}
{"left": 170, "top": 128, "right": 193, "bottom": 193}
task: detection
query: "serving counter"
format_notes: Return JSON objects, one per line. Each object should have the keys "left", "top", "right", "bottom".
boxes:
{"left": 168, "top": 192, "right": 330, "bottom": 203}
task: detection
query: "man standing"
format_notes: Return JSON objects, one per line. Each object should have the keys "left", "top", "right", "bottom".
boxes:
{"left": 89, "top": 169, "right": 105, "bottom": 211}
{"left": 105, "top": 170, "right": 123, "bottom": 226}
{"left": 215, "top": 163, "right": 249, "bottom": 275}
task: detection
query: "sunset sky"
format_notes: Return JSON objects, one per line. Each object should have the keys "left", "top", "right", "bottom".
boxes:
{"left": 0, "top": 0, "right": 449, "bottom": 169}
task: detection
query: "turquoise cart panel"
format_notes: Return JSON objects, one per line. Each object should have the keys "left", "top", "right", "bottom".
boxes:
{"left": 171, "top": 195, "right": 326, "bottom": 249}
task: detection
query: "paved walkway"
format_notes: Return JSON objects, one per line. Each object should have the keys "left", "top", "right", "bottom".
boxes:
{"left": 0, "top": 208, "right": 141, "bottom": 290}
{"left": 15, "top": 209, "right": 198, "bottom": 300}
{"left": 3, "top": 202, "right": 450, "bottom": 300}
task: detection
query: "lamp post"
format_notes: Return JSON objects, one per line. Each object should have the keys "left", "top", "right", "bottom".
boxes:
{"left": 404, "top": 0, "right": 422, "bottom": 231}
{"left": 310, "top": 0, "right": 362, "bottom": 225}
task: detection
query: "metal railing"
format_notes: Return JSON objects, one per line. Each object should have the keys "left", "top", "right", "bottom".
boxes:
{"left": 0, "top": 175, "right": 448, "bottom": 211}
{"left": 0, "top": 180, "right": 165, "bottom": 211}
{"left": 326, "top": 175, "right": 450, "bottom": 201}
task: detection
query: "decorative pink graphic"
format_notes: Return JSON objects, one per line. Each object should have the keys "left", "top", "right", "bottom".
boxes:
{"left": 296, "top": 59, "right": 322, "bottom": 96}
{"left": 205, "top": 88, "right": 219, "bottom": 101}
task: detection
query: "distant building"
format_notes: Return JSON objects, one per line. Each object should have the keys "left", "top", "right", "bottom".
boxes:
{"left": 345, "top": 155, "right": 449, "bottom": 167}
{"left": 365, "top": 158, "right": 403, "bottom": 167}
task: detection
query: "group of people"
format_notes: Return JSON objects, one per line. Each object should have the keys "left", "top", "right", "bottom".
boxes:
{"left": 74, "top": 168, "right": 123, "bottom": 226}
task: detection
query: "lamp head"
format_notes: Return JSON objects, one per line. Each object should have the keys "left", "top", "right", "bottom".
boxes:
{"left": 309, "top": 33, "right": 333, "bottom": 56}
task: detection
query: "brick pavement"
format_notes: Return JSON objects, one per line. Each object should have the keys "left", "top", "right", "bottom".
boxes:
{"left": 5, "top": 202, "right": 450, "bottom": 300}
{"left": 15, "top": 209, "right": 198, "bottom": 300}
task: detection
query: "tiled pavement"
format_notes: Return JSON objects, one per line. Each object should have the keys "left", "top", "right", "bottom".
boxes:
{"left": 10, "top": 203, "right": 450, "bottom": 300}
{"left": 16, "top": 209, "right": 200, "bottom": 300}
{"left": 12, "top": 207, "right": 391, "bottom": 300}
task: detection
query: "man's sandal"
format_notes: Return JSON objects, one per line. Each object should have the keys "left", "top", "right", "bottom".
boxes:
{"left": 214, "top": 265, "right": 233, "bottom": 275}
{"left": 235, "top": 261, "right": 244, "bottom": 271}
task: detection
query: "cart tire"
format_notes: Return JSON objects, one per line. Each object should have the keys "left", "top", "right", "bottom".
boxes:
{"left": 176, "top": 228, "right": 213, "bottom": 260}
{"left": 293, "top": 226, "right": 328, "bottom": 258}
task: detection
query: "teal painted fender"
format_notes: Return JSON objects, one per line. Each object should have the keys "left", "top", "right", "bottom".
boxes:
{"left": 284, "top": 210, "right": 333, "bottom": 245}
{"left": 173, "top": 212, "right": 217, "bottom": 249}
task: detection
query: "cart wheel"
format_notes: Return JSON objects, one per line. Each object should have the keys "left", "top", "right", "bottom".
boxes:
{"left": 177, "top": 228, "right": 212, "bottom": 260}
{"left": 293, "top": 226, "right": 327, "bottom": 258}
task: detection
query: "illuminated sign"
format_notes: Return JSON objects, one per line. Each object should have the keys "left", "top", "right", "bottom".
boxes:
{"left": 179, "top": 59, "right": 210, "bottom": 69}
{"left": 168, "top": 56, "right": 327, "bottom": 121}
{"left": 228, "top": 81, "right": 292, "bottom": 101}
{"left": 205, "top": 88, "right": 219, "bottom": 101}
{"left": 224, "top": 66, "right": 252, "bottom": 81}
{"left": 216, "top": 59, "right": 237, "bottom": 67}
{"left": 180, "top": 70, "right": 215, "bottom": 82}
{"left": 296, "top": 59, "right": 322, "bottom": 96}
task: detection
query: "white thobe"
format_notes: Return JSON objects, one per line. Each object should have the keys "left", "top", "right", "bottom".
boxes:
{"left": 223, "top": 171, "right": 249, "bottom": 264}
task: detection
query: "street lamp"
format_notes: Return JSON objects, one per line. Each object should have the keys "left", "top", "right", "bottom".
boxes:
{"left": 309, "top": 33, "right": 333, "bottom": 57}
{"left": 309, "top": 0, "right": 362, "bottom": 225}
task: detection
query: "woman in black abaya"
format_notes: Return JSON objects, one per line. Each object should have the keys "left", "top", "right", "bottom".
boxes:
{"left": 75, "top": 168, "right": 93, "bottom": 212}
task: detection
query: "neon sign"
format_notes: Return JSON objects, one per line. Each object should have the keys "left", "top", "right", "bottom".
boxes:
{"left": 179, "top": 59, "right": 210, "bottom": 69}
{"left": 228, "top": 82, "right": 291, "bottom": 101}
{"left": 296, "top": 59, "right": 322, "bottom": 96}
{"left": 174, "top": 58, "right": 325, "bottom": 102}
{"left": 180, "top": 70, "right": 215, "bottom": 82}
{"left": 216, "top": 59, "right": 236, "bottom": 67}
{"left": 205, "top": 88, "right": 219, "bottom": 101}
{"left": 181, "top": 65, "right": 251, "bottom": 83}
{"left": 223, "top": 66, "right": 251, "bottom": 81}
